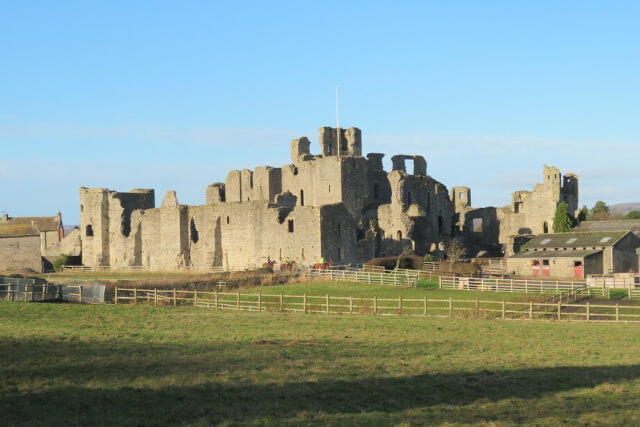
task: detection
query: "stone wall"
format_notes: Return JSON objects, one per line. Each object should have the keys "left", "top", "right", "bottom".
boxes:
{"left": 0, "top": 235, "right": 42, "bottom": 273}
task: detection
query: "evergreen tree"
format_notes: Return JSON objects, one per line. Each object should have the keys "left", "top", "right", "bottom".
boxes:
{"left": 577, "top": 205, "right": 589, "bottom": 222}
{"left": 553, "top": 202, "right": 573, "bottom": 232}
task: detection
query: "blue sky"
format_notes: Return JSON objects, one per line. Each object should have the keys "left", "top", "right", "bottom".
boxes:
{"left": 1, "top": 1, "right": 638, "bottom": 225}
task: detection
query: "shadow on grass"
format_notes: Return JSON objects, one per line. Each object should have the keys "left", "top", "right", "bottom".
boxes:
{"left": 2, "top": 338, "right": 640, "bottom": 424}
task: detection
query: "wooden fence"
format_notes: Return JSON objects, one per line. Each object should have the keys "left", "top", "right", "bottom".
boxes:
{"left": 440, "top": 275, "right": 587, "bottom": 293}
{"left": 62, "top": 265, "right": 227, "bottom": 273}
{"left": 113, "top": 287, "right": 640, "bottom": 323}
{"left": 0, "top": 283, "right": 55, "bottom": 302}
{"left": 308, "top": 268, "right": 419, "bottom": 288}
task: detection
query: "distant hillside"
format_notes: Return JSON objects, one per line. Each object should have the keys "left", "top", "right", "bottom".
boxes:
{"left": 610, "top": 202, "right": 640, "bottom": 215}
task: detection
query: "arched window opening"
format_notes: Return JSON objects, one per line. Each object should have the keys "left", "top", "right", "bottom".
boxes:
{"left": 300, "top": 189, "right": 305, "bottom": 206}
{"left": 288, "top": 219, "right": 294, "bottom": 233}
{"left": 543, "top": 221, "right": 549, "bottom": 234}
{"left": 85, "top": 225, "right": 93, "bottom": 237}
{"left": 397, "top": 230, "right": 402, "bottom": 240}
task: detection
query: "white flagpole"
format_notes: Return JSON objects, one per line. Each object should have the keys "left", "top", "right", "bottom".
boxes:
{"left": 336, "top": 84, "right": 340, "bottom": 155}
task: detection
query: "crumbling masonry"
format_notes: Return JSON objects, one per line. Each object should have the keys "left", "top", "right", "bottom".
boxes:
{"left": 80, "top": 127, "right": 578, "bottom": 270}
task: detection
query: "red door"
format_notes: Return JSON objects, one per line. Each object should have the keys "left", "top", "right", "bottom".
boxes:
{"left": 542, "top": 260, "right": 550, "bottom": 276}
{"left": 574, "top": 262, "right": 583, "bottom": 278}
{"left": 532, "top": 261, "right": 540, "bottom": 275}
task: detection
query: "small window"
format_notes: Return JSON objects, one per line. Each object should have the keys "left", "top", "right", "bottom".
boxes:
{"left": 301, "top": 248, "right": 305, "bottom": 259}
{"left": 472, "top": 218, "right": 483, "bottom": 233}
{"left": 85, "top": 225, "right": 93, "bottom": 237}
{"left": 300, "top": 189, "right": 305, "bottom": 206}
{"left": 397, "top": 230, "right": 402, "bottom": 240}
{"left": 543, "top": 260, "right": 549, "bottom": 266}
{"left": 226, "top": 216, "right": 230, "bottom": 224}
{"left": 459, "top": 192, "right": 464, "bottom": 200}
{"left": 288, "top": 219, "right": 294, "bottom": 233}
{"left": 328, "top": 185, "right": 331, "bottom": 193}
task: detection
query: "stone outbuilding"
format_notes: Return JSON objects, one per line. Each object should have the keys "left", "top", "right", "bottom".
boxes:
{"left": 507, "top": 231, "right": 640, "bottom": 279}
{"left": 0, "top": 223, "right": 43, "bottom": 273}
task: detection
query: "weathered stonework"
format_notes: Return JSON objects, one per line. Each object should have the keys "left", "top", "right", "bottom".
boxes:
{"left": 453, "top": 165, "right": 579, "bottom": 256}
{"left": 80, "top": 126, "right": 456, "bottom": 270}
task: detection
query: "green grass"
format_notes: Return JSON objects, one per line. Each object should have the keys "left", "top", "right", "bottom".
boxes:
{"left": 2, "top": 302, "right": 640, "bottom": 425}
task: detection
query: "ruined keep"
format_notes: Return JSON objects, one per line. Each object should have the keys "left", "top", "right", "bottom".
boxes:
{"left": 80, "top": 127, "right": 455, "bottom": 270}
{"left": 80, "top": 127, "right": 579, "bottom": 270}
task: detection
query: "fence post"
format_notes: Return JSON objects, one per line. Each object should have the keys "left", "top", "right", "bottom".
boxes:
{"left": 134, "top": 288, "right": 138, "bottom": 305}
{"left": 449, "top": 297, "right": 453, "bottom": 318}
{"left": 349, "top": 296, "right": 353, "bottom": 314}
{"left": 556, "top": 281, "right": 559, "bottom": 293}
{"left": 215, "top": 290, "right": 218, "bottom": 309}
{"left": 557, "top": 301, "right": 561, "bottom": 320}
{"left": 173, "top": 289, "right": 177, "bottom": 306}
{"left": 525, "top": 281, "right": 528, "bottom": 293}
{"left": 586, "top": 302, "right": 590, "bottom": 322}
{"left": 424, "top": 297, "right": 427, "bottom": 317}
{"left": 154, "top": 288, "right": 158, "bottom": 307}
{"left": 326, "top": 294, "right": 329, "bottom": 315}
{"left": 616, "top": 303, "right": 619, "bottom": 322}
{"left": 510, "top": 279, "right": 513, "bottom": 292}
{"left": 280, "top": 293, "right": 283, "bottom": 311}
{"left": 399, "top": 296, "right": 402, "bottom": 315}
{"left": 303, "top": 294, "right": 307, "bottom": 314}
{"left": 236, "top": 292, "right": 240, "bottom": 311}
{"left": 374, "top": 296, "right": 377, "bottom": 314}
{"left": 368, "top": 272, "right": 371, "bottom": 285}
{"left": 529, "top": 301, "right": 533, "bottom": 320}
{"left": 258, "top": 292, "right": 262, "bottom": 312}
{"left": 501, "top": 300, "right": 505, "bottom": 320}
{"left": 438, "top": 275, "right": 442, "bottom": 289}
{"left": 24, "top": 285, "right": 28, "bottom": 302}
{"left": 115, "top": 287, "right": 118, "bottom": 305}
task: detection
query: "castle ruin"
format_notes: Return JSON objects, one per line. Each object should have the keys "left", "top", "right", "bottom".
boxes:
{"left": 79, "top": 126, "right": 578, "bottom": 270}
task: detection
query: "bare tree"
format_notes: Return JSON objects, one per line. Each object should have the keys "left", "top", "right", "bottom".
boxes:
{"left": 393, "top": 247, "right": 414, "bottom": 270}
{"left": 445, "top": 239, "right": 465, "bottom": 271}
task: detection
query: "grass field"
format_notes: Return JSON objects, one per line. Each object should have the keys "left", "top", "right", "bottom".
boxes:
{"left": 3, "top": 301, "right": 640, "bottom": 425}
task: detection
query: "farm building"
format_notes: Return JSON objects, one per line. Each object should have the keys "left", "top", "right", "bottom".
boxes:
{"left": 0, "top": 223, "right": 43, "bottom": 273}
{"left": 506, "top": 231, "right": 640, "bottom": 279}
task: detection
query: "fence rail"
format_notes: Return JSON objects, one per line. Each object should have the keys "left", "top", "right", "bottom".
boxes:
{"left": 308, "top": 268, "right": 418, "bottom": 288}
{"left": 113, "top": 287, "right": 640, "bottom": 323}
{"left": 62, "top": 265, "right": 228, "bottom": 273}
{"left": 440, "top": 275, "right": 587, "bottom": 294}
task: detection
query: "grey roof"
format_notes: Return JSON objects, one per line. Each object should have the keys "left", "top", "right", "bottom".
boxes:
{"left": 0, "top": 223, "right": 41, "bottom": 238}
{"left": 573, "top": 220, "right": 640, "bottom": 235}
{"left": 523, "top": 231, "right": 629, "bottom": 250}
{"left": 4, "top": 216, "right": 61, "bottom": 231}
{"left": 510, "top": 249, "right": 602, "bottom": 259}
